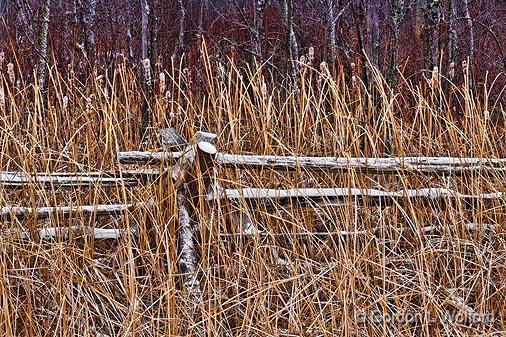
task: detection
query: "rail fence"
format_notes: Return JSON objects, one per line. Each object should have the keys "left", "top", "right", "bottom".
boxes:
{"left": 1, "top": 129, "right": 502, "bottom": 315}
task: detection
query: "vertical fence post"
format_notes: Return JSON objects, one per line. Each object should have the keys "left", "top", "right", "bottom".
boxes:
{"left": 174, "top": 131, "right": 217, "bottom": 312}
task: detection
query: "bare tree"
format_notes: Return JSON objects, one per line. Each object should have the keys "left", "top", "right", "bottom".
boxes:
{"left": 82, "top": 0, "right": 98, "bottom": 67}
{"left": 447, "top": 0, "right": 458, "bottom": 74}
{"left": 427, "top": 0, "right": 442, "bottom": 69}
{"left": 463, "top": 0, "right": 474, "bottom": 67}
{"left": 37, "top": 0, "right": 50, "bottom": 93}
{"left": 140, "top": 0, "right": 152, "bottom": 138}
{"left": 197, "top": 0, "right": 208, "bottom": 54}
{"left": 281, "top": 0, "right": 299, "bottom": 76}
{"left": 387, "top": 0, "right": 411, "bottom": 87}
{"left": 178, "top": 0, "right": 186, "bottom": 57}
{"left": 141, "top": 0, "right": 150, "bottom": 60}
{"left": 252, "top": 0, "right": 267, "bottom": 65}
{"left": 366, "top": 0, "right": 380, "bottom": 84}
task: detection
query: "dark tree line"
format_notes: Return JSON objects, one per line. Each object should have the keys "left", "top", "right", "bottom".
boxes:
{"left": 0, "top": 0, "right": 504, "bottom": 89}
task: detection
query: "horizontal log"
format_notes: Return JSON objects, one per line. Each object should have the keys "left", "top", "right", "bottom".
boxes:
{"left": 10, "top": 226, "right": 130, "bottom": 240}
{"left": 0, "top": 169, "right": 161, "bottom": 188}
{"left": 118, "top": 150, "right": 185, "bottom": 164}
{"left": 1, "top": 203, "right": 142, "bottom": 220}
{"left": 208, "top": 187, "right": 503, "bottom": 207}
{"left": 215, "top": 153, "right": 506, "bottom": 174}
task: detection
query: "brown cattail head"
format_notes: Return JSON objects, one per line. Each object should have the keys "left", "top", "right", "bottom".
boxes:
{"left": 320, "top": 61, "right": 328, "bottom": 74}
{"left": 7, "top": 63, "right": 15, "bottom": 84}
{"left": 350, "top": 62, "right": 356, "bottom": 75}
{"left": 299, "top": 55, "right": 307, "bottom": 67}
{"left": 260, "top": 78, "right": 268, "bottom": 98}
{"left": 461, "top": 60, "right": 467, "bottom": 71}
{"left": 449, "top": 62, "right": 455, "bottom": 80}
{"left": 142, "top": 58, "right": 152, "bottom": 87}
{"left": 308, "top": 47, "right": 315, "bottom": 65}
{"left": 159, "top": 72, "right": 166, "bottom": 95}
{"left": 86, "top": 96, "right": 92, "bottom": 114}
{"left": 0, "top": 52, "right": 4, "bottom": 68}
{"left": 0, "top": 89, "right": 5, "bottom": 111}
{"left": 431, "top": 66, "right": 439, "bottom": 86}
{"left": 62, "top": 96, "right": 69, "bottom": 111}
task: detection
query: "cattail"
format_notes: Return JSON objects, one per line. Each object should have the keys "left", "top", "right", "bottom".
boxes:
{"left": 142, "top": 58, "right": 152, "bottom": 87}
{"left": 62, "top": 96, "right": 68, "bottom": 111}
{"left": 449, "top": 62, "right": 455, "bottom": 80}
{"left": 7, "top": 63, "right": 15, "bottom": 84}
{"left": 0, "top": 52, "right": 4, "bottom": 68}
{"left": 484, "top": 110, "right": 490, "bottom": 122}
{"left": 308, "top": 47, "right": 315, "bottom": 65}
{"left": 431, "top": 66, "right": 439, "bottom": 86}
{"left": 320, "top": 61, "right": 329, "bottom": 75}
{"left": 183, "top": 68, "right": 193, "bottom": 90}
{"left": 299, "top": 55, "right": 306, "bottom": 66}
{"left": 461, "top": 60, "right": 467, "bottom": 72}
{"left": 159, "top": 72, "right": 166, "bottom": 95}
{"left": 351, "top": 75, "right": 357, "bottom": 87}
{"left": 0, "top": 89, "right": 5, "bottom": 111}
{"left": 86, "top": 96, "right": 92, "bottom": 115}
{"left": 261, "top": 78, "right": 268, "bottom": 98}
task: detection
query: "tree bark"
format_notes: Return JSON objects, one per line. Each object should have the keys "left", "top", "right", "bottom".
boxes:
{"left": 197, "top": 0, "right": 208, "bottom": 54}
{"left": 366, "top": 0, "right": 380, "bottom": 70}
{"left": 463, "top": 0, "right": 474, "bottom": 67}
{"left": 36, "top": 0, "right": 50, "bottom": 93}
{"left": 83, "top": 0, "right": 98, "bottom": 67}
{"left": 177, "top": 0, "right": 186, "bottom": 57}
{"left": 388, "top": 0, "right": 411, "bottom": 87}
{"left": 140, "top": 0, "right": 150, "bottom": 60}
{"left": 252, "top": 0, "right": 267, "bottom": 66}
{"left": 427, "top": 0, "right": 441, "bottom": 69}
{"left": 447, "top": 0, "right": 458, "bottom": 68}
{"left": 281, "top": 0, "right": 299, "bottom": 76}
{"left": 325, "top": 0, "right": 338, "bottom": 68}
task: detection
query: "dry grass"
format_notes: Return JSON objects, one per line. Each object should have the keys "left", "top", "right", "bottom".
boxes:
{"left": 0, "top": 52, "right": 504, "bottom": 336}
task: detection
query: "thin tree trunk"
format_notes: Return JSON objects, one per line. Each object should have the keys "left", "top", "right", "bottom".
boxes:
{"left": 281, "top": 0, "right": 299, "bottom": 76}
{"left": 463, "top": 0, "right": 474, "bottom": 67}
{"left": 83, "top": 0, "right": 98, "bottom": 67}
{"left": 427, "top": 0, "right": 441, "bottom": 69}
{"left": 141, "top": 0, "right": 150, "bottom": 60}
{"left": 388, "top": 0, "right": 411, "bottom": 87}
{"left": 197, "top": 0, "right": 208, "bottom": 54}
{"left": 140, "top": 0, "right": 152, "bottom": 139}
{"left": 325, "top": 0, "right": 337, "bottom": 68}
{"left": 252, "top": 0, "right": 266, "bottom": 66}
{"left": 149, "top": 0, "right": 159, "bottom": 64}
{"left": 36, "top": 0, "right": 50, "bottom": 93}
{"left": 366, "top": 0, "right": 379, "bottom": 69}
{"left": 177, "top": 0, "right": 186, "bottom": 57}
{"left": 447, "top": 0, "right": 458, "bottom": 77}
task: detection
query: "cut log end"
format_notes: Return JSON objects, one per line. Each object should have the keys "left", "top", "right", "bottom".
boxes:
{"left": 198, "top": 141, "right": 217, "bottom": 155}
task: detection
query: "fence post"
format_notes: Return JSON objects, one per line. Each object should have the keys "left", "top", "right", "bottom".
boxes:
{"left": 174, "top": 131, "right": 217, "bottom": 312}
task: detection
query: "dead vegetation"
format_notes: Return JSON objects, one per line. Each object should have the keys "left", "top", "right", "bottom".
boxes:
{"left": 0, "top": 53, "right": 504, "bottom": 336}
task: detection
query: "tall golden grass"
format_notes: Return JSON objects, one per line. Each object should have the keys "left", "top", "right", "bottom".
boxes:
{"left": 0, "top": 49, "right": 504, "bottom": 336}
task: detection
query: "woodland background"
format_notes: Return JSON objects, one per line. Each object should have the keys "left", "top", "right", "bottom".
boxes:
{"left": 0, "top": 0, "right": 504, "bottom": 97}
